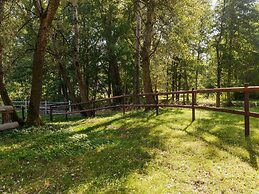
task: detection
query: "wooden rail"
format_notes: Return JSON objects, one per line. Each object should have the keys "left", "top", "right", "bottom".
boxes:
{"left": 50, "top": 85, "right": 259, "bottom": 137}
{"left": 0, "top": 106, "right": 19, "bottom": 131}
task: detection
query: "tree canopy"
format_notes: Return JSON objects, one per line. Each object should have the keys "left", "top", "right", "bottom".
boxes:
{"left": 0, "top": 0, "right": 258, "bottom": 125}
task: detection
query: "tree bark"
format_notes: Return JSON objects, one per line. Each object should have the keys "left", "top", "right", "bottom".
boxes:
{"left": 0, "top": 44, "right": 24, "bottom": 125}
{"left": 216, "top": 48, "right": 222, "bottom": 107}
{"left": 71, "top": 2, "right": 89, "bottom": 104}
{"left": 103, "top": 7, "right": 123, "bottom": 105}
{"left": 27, "top": 0, "right": 60, "bottom": 126}
{"left": 57, "top": 59, "right": 78, "bottom": 104}
{"left": 141, "top": 0, "right": 155, "bottom": 105}
{"left": 133, "top": 0, "right": 141, "bottom": 104}
{"left": 107, "top": 76, "right": 112, "bottom": 105}
{"left": 166, "top": 66, "right": 169, "bottom": 102}
{"left": 0, "top": 0, "right": 24, "bottom": 125}
{"left": 52, "top": 32, "right": 78, "bottom": 104}
{"left": 195, "top": 52, "right": 201, "bottom": 90}
{"left": 108, "top": 56, "right": 123, "bottom": 102}
{"left": 171, "top": 60, "right": 178, "bottom": 102}
{"left": 177, "top": 67, "right": 182, "bottom": 102}
{"left": 184, "top": 69, "right": 189, "bottom": 103}
{"left": 71, "top": 1, "right": 95, "bottom": 116}
{"left": 226, "top": 0, "right": 235, "bottom": 107}
{"left": 215, "top": 0, "right": 226, "bottom": 108}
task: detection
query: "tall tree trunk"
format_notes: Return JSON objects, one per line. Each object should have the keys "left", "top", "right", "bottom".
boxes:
{"left": 104, "top": 7, "right": 123, "bottom": 105}
{"left": 27, "top": 0, "right": 60, "bottom": 126}
{"left": 107, "top": 75, "right": 112, "bottom": 105}
{"left": 195, "top": 69, "right": 198, "bottom": 90}
{"left": 177, "top": 67, "right": 182, "bottom": 102}
{"left": 71, "top": 1, "right": 95, "bottom": 116}
{"left": 226, "top": 0, "right": 235, "bottom": 107}
{"left": 166, "top": 66, "right": 169, "bottom": 102}
{"left": 215, "top": 0, "right": 226, "bottom": 108}
{"left": 133, "top": 0, "right": 141, "bottom": 104}
{"left": 52, "top": 33, "right": 78, "bottom": 104}
{"left": 216, "top": 54, "right": 222, "bottom": 107}
{"left": 92, "top": 71, "right": 98, "bottom": 101}
{"left": 141, "top": 0, "right": 155, "bottom": 105}
{"left": 108, "top": 56, "right": 123, "bottom": 103}
{"left": 183, "top": 71, "right": 186, "bottom": 105}
{"left": 60, "top": 79, "right": 68, "bottom": 101}
{"left": 172, "top": 62, "right": 177, "bottom": 102}
{"left": 184, "top": 69, "right": 189, "bottom": 103}
{"left": 27, "top": 22, "right": 48, "bottom": 125}
{"left": 0, "top": 43, "right": 24, "bottom": 125}
{"left": 57, "top": 60, "right": 78, "bottom": 104}
{"left": 226, "top": 67, "right": 232, "bottom": 106}
{"left": 71, "top": 1, "right": 89, "bottom": 104}
{"left": 195, "top": 52, "right": 201, "bottom": 90}
{"left": 0, "top": 0, "right": 24, "bottom": 125}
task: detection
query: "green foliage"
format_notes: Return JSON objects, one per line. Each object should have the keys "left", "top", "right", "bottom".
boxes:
{"left": 213, "top": 0, "right": 259, "bottom": 86}
{"left": 1, "top": 0, "right": 259, "bottom": 102}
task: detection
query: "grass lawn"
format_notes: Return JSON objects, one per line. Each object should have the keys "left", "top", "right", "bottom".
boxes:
{"left": 0, "top": 109, "right": 258, "bottom": 193}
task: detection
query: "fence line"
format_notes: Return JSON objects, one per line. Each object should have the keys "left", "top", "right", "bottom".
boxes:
{"left": 12, "top": 101, "right": 70, "bottom": 115}
{"left": 48, "top": 85, "right": 259, "bottom": 136}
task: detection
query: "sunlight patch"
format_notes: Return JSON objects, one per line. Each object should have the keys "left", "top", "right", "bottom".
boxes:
{"left": 69, "top": 134, "right": 89, "bottom": 141}
{"left": 202, "top": 133, "right": 220, "bottom": 144}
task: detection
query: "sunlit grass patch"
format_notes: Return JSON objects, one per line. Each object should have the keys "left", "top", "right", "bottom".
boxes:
{"left": 0, "top": 109, "right": 258, "bottom": 193}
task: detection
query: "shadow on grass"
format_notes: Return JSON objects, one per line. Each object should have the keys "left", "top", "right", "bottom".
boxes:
{"left": 172, "top": 110, "right": 259, "bottom": 170}
{"left": 0, "top": 111, "right": 167, "bottom": 193}
{"left": 245, "top": 137, "right": 258, "bottom": 169}
{"left": 210, "top": 112, "right": 259, "bottom": 169}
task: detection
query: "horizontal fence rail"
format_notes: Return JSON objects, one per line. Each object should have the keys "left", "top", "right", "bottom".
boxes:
{"left": 50, "top": 85, "right": 259, "bottom": 137}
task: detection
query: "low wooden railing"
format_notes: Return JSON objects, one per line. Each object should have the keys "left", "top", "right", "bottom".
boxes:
{"left": 50, "top": 85, "right": 259, "bottom": 137}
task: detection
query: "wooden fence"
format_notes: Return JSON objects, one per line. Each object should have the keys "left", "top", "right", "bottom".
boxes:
{"left": 50, "top": 85, "right": 259, "bottom": 137}
{"left": 12, "top": 101, "right": 71, "bottom": 116}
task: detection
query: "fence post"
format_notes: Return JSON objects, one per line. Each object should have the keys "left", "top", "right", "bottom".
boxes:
{"left": 25, "top": 100, "right": 28, "bottom": 113}
{"left": 216, "top": 92, "right": 220, "bottom": 107}
{"left": 69, "top": 101, "right": 72, "bottom": 112}
{"left": 156, "top": 92, "right": 159, "bottom": 116}
{"left": 50, "top": 105, "right": 53, "bottom": 121}
{"left": 44, "top": 101, "right": 48, "bottom": 115}
{"left": 65, "top": 105, "right": 68, "bottom": 121}
{"left": 192, "top": 88, "right": 196, "bottom": 122}
{"left": 244, "top": 84, "right": 250, "bottom": 137}
{"left": 122, "top": 95, "right": 126, "bottom": 115}
{"left": 22, "top": 106, "right": 25, "bottom": 121}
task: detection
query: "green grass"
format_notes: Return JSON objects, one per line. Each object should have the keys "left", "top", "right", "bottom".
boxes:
{"left": 0, "top": 109, "right": 259, "bottom": 193}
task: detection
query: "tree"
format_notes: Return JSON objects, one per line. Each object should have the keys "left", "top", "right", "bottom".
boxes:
{"left": 213, "top": 0, "right": 259, "bottom": 105}
{"left": 70, "top": 0, "right": 90, "bottom": 105}
{"left": 51, "top": 32, "right": 78, "bottom": 104}
{"left": 133, "top": 0, "right": 141, "bottom": 104}
{"left": 214, "top": 0, "right": 227, "bottom": 106}
{"left": 0, "top": 0, "right": 24, "bottom": 125}
{"left": 102, "top": 4, "right": 123, "bottom": 102}
{"left": 141, "top": 0, "right": 156, "bottom": 105}
{"left": 27, "top": 0, "right": 60, "bottom": 126}
{"left": 1, "top": 0, "right": 258, "bottom": 118}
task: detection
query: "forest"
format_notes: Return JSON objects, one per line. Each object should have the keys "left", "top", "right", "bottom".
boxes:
{"left": 0, "top": 0, "right": 259, "bottom": 125}
{"left": 1, "top": 0, "right": 259, "bottom": 193}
